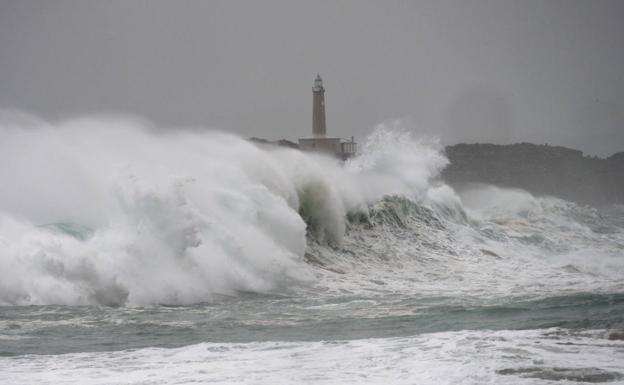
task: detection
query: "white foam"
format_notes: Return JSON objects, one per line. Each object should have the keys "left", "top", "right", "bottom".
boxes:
{"left": 1, "top": 329, "right": 622, "bottom": 385}
{"left": 1, "top": 113, "right": 623, "bottom": 305}
{"left": 0, "top": 114, "right": 450, "bottom": 306}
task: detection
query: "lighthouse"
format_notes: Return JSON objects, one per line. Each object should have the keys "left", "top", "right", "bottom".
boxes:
{"left": 312, "top": 74, "right": 326, "bottom": 138}
{"left": 298, "top": 75, "right": 357, "bottom": 159}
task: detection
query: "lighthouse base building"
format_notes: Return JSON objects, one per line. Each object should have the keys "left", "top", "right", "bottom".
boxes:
{"left": 298, "top": 137, "right": 357, "bottom": 160}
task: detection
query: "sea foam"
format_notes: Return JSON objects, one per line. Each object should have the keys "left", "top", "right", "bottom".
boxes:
{"left": 0, "top": 114, "right": 446, "bottom": 305}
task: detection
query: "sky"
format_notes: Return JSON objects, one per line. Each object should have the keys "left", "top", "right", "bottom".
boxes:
{"left": 1, "top": 0, "right": 623, "bottom": 156}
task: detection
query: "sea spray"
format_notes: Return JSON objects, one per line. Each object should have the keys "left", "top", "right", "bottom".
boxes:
{"left": 0, "top": 116, "right": 311, "bottom": 305}
{"left": 0, "top": 115, "right": 451, "bottom": 306}
{"left": 1, "top": 113, "right": 623, "bottom": 306}
{"left": 346, "top": 122, "right": 449, "bottom": 201}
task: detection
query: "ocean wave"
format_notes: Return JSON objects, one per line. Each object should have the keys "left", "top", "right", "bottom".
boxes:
{"left": 0, "top": 114, "right": 622, "bottom": 306}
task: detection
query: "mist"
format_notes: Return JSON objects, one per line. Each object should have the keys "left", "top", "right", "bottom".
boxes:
{"left": 1, "top": 0, "right": 623, "bottom": 156}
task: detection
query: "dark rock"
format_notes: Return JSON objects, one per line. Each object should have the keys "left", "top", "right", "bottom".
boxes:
{"left": 497, "top": 367, "right": 623, "bottom": 383}
{"left": 274, "top": 139, "right": 299, "bottom": 149}
{"left": 608, "top": 331, "right": 624, "bottom": 341}
{"left": 480, "top": 249, "right": 501, "bottom": 259}
{"left": 249, "top": 137, "right": 299, "bottom": 149}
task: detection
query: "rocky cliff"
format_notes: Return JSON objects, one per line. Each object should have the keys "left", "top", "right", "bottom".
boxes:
{"left": 442, "top": 143, "right": 624, "bottom": 206}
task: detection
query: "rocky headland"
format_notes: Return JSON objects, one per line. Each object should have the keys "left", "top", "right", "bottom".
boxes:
{"left": 442, "top": 143, "right": 624, "bottom": 206}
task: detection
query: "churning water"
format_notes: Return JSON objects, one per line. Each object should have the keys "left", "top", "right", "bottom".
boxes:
{"left": 1, "top": 114, "right": 623, "bottom": 384}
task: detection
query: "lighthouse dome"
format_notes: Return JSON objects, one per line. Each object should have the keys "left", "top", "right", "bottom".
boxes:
{"left": 313, "top": 74, "right": 323, "bottom": 90}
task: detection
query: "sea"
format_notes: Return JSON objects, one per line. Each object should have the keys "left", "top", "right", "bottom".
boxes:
{"left": 0, "top": 115, "right": 623, "bottom": 384}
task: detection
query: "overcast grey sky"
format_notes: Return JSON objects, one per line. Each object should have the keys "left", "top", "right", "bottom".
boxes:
{"left": 1, "top": 0, "right": 623, "bottom": 156}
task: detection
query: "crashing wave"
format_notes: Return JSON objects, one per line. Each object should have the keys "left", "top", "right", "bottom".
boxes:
{"left": 0, "top": 113, "right": 623, "bottom": 306}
